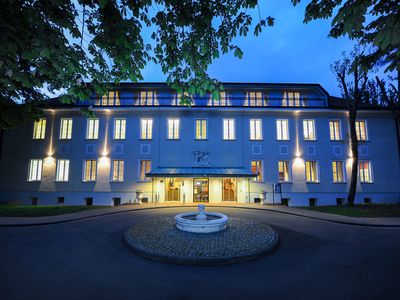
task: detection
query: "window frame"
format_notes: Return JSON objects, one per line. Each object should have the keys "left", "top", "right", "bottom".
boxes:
{"left": 329, "top": 120, "right": 342, "bottom": 141}
{"left": 355, "top": 120, "right": 368, "bottom": 141}
{"left": 140, "top": 119, "right": 153, "bottom": 140}
{"left": 223, "top": 119, "right": 235, "bottom": 140}
{"left": 332, "top": 160, "right": 346, "bottom": 183}
{"left": 139, "top": 160, "right": 152, "bottom": 182}
{"left": 59, "top": 118, "right": 73, "bottom": 140}
{"left": 276, "top": 119, "right": 289, "bottom": 141}
{"left": 195, "top": 119, "right": 207, "bottom": 140}
{"left": 359, "top": 160, "right": 373, "bottom": 183}
{"left": 305, "top": 160, "right": 319, "bottom": 183}
{"left": 303, "top": 119, "right": 316, "bottom": 141}
{"left": 245, "top": 91, "right": 265, "bottom": 106}
{"left": 249, "top": 119, "right": 263, "bottom": 141}
{"left": 251, "top": 160, "right": 264, "bottom": 182}
{"left": 86, "top": 118, "right": 99, "bottom": 140}
{"left": 167, "top": 118, "right": 180, "bottom": 139}
{"left": 27, "top": 159, "right": 43, "bottom": 182}
{"left": 33, "top": 118, "right": 46, "bottom": 140}
{"left": 113, "top": 118, "right": 126, "bottom": 140}
{"left": 111, "top": 160, "right": 124, "bottom": 182}
{"left": 83, "top": 159, "right": 97, "bottom": 182}
{"left": 56, "top": 159, "right": 70, "bottom": 182}
{"left": 138, "top": 91, "right": 158, "bottom": 106}
{"left": 278, "top": 160, "right": 291, "bottom": 182}
{"left": 282, "top": 91, "right": 303, "bottom": 107}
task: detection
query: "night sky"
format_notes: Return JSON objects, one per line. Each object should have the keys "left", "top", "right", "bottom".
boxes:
{"left": 141, "top": 1, "right": 357, "bottom": 97}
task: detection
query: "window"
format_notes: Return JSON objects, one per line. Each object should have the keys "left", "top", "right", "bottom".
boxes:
{"left": 56, "top": 159, "right": 70, "bottom": 182}
{"left": 140, "top": 160, "right": 151, "bottom": 181}
{"left": 355, "top": 120, "right": 368, "bottom": 141}
{"left": 140, "top": 119, "right": 153, "bottom": 139}
{"left": 245, "top": 91, "right": 265, "bottom": 106}
{"left": 86, "top": 118, "right": 99, "bottom": 139}
{"left": 138, "top": 91, "right": 158, "bottom": 106}
{"left": 195, "top": 119, "right": 207, "bottom": 140}
{"left": 114, "top": 118, "right": 126, "bottom": 139}
{"left": 223, "top": 119, "right": 235, "bottom": 140}
{"left": 276, "top": 119, "right": 289, "bottom": 140}
{"left": 305, "top": 161, "right": 319, "bottom": 182}
{"left": 303, "top": 120, "right": 316, "bottom": 140}
{"left": 112, "top": 160, "right": 124, "bottom": 182}
{"left": 208, "top": 92, "right": 229, "bottom": 106}
{"left": 282, "top": 92, "right": 303, "bottom": 106}
{"left": 329, "top": 120, "right": 341, "bottom": 141}
{"left": 168, "top": 119, "right": 180, "bottom": 139}
{"left": 28, "top": 159, "right": 42, "bottom": 181}
{"left": 99, "top": 91, "right": 120, "bottom": 106}
{"left": 173, "top": 92, "right": 191, "bottom": 106}
{"left": 278, "top": 161, "right": 290, "bottom": 182}
{"left": 83, "top": 160, "right": 97, "bottom": 182}
{"left": 251, "top": 160, "right": 263, "bottom": 182}
{"left": 359, "top": 161, "right": 373, "bottom": 183}
{"left": 332, "top": 161, "right": 345, "bottom": 183}
{"left": 59, "top": 118, "right": 73, "bottom": 139}
{"left": 250, "top": 119, "right": 262, "bottom": 140}
{"left": 33, "top": 119, "right": 46, "bottom": 139}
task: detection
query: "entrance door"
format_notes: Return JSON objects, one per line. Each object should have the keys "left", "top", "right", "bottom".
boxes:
{"left": 193, "top": 178, "right": 209, "bottom": 202}
{"left": 223, "top": 178, "right": 237, "bottom": 201}
{"left": 166, "top": 178, "right": 181, "bottom": 201}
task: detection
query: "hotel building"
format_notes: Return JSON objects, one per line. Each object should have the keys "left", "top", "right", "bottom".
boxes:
{"left": 0, "top": 82, "right": 399, "bottom": 206}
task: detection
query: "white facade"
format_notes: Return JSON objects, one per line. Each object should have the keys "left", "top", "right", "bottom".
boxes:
{"left": 0, "top": 83, "right": 399, "bottom": 206}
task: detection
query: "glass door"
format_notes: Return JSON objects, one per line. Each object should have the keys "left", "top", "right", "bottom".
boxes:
{"left": 193, "top": 178, "right": 209, "bottom": 202}
{"left": 166, "top": 178, "right": 181, "bottom": 201}
{"left": 223, "top": 178, "right": 237, "bottom": 201}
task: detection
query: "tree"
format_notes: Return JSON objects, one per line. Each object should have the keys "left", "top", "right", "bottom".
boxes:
{"left": 332, "top": 48, "right": 371, "bottom": 205}
{"left": 0, "top": 0, "right": 273, "bottom": 129}
{"left": 292, "top": 0, "right": 400, "bottom": 72}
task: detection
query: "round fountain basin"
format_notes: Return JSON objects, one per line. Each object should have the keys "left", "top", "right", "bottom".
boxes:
{"left": 175, "top": 212, "right": 229, "bottom": 233}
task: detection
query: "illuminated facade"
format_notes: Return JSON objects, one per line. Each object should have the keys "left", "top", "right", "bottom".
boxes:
{"left": 0, "top": 82, "right": 399, "bottom": 206}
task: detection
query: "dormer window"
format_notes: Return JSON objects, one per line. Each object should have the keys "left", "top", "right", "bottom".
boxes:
{"left": 173, "top": 92, "right": 192, "bottom": 106}
{"left": 244, "top": 91, "right": 265, "bottom": 106}
{"left": 97, "top": 91, "right": 120, "bottom": 106}
{"left": 138, "top": 91, "right": 158, "bottom": 106}
{"left": 208, "top": 92, "right": 229, "bottom": 106}
{"left": 282, "top": 92, "right": 305, "bottom": 107}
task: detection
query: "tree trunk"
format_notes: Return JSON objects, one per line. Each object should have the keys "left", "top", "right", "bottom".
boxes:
{"left": 347, "top": 110, "right": 359, "bottom": 206}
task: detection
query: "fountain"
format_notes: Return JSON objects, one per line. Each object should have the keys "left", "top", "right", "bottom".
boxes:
{"left": 175, "top": 204, "right": 229, "bottom": 233}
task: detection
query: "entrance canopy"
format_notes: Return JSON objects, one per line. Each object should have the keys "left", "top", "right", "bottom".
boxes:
{"left": 147, "top": 167, "right": 256, "bottom": 178}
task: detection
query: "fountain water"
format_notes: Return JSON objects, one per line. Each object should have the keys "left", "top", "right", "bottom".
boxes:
{"left": 175, "top": 204, "right": 229, "bottom": 233}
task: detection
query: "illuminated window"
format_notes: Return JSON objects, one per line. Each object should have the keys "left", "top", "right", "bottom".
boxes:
{"left": 28, "top": 159, "right": 42, "bottom": 181}
{"left": 359, "top": 161, "right": 373, "bottom": 183}
{"left": 59, "top": 118, "right": 73, "bottom": 139}
{"left": 86, "top": 118, "right": 99, "bottom": 139}
{"left": 173, "top": 92, "right": 192, "bottom": 106}
{"left": 245, "top": 91, "right": 264, "bottom": 106}
{"left": 114, "top": 118, "right": 126, "bottom": 139}
{"left": 139, "top": 91, "right": 158, "bottom": 106}
{"left": 303, "top": 120, "right": 316, "bottom": 140}
{"left": 33, "top": 119, "right": 46, "bottom": 139}
{"left": 251, "top": 160, "right": 263, "bottom": 182}
{"left": 208, "top": 92, "right": 228, "bottom": 106}
{"left": 111, "top": 160, "right": 124, "bottom": 182}
{"left": 168, "top": 119, "right": 180, "bottom": 139}
{"left": 56, "top": 159, "right": 70, "bottom": 182}
{"left": 282, "top": 92, "right": 303, "bottom": 106}
{"left": 278, "top": 161, "right": 290, "bottom": 182}
{"left": 332, "top": 161, "right": 345, "bottom": 182}
{"left": 305, "top": 161, "right": 319, "bottom": 182}
{"left": 329, "top": 120, "right": 341, "bottom": 141}
{"left": 139, "top": 160, "right": 151, "bottom": 181}
{"left": 140, "top": 119, "right": 153, "bottom": 139}
{"left": 223, "top": 119, "right": 235, "bottom": 140}
{"left": 250, "top": 119, "right": 262, "bottom": 140}
{"left": 99, "top": 91, "right": 120, "bottom": 106}
{"left": 355, "top": 120, "right": 368, "bottom": 141}
{"left": 276, "top": 119, "right": 289, "bottom": 140}
{"left": 195, "top": 119, "right": 207, "bottom": 140}
{"left": 83, "top": 159, "right": 97, "bottom": 182}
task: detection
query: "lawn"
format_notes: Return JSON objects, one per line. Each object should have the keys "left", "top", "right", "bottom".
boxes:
{"left": 0, "top": 205, "right": 108, "bottom": 217}
{"left": 305, "top": 204, "right": 400, "bottom": 218}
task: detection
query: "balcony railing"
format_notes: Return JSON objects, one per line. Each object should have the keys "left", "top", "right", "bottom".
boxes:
{"left": 79, "top": 95, "right": 327, "bottom": 108}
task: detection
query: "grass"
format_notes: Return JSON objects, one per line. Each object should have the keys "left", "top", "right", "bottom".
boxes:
{"left": 0, "top": 205, "right": 108, "bottom": 217}
{"left": 305, "top": 204, "right": 400, "bottom": 218}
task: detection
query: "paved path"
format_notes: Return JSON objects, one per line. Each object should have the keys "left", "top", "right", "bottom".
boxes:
{"left": 1, "top": 203, "right": 400, "bottom": 227}
{"left": 1, "top": 206, "right": 399, "bottom": 300}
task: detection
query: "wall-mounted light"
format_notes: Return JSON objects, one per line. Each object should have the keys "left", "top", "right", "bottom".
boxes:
{"left": 44, "top": 156, "right": 55, "bottom": 166}
{"left": 98, "top": 156, "right": 110, "bottom": 167}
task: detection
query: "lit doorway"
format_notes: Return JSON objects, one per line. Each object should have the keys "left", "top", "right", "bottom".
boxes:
{"left": 166, "top": 178, "right": 181, "bottom": 201}
{"left": 223, "top": 178, "right": 237, "bottom": 201}
{"left": 193, "top": 178, "right": 209, "bottom": 202}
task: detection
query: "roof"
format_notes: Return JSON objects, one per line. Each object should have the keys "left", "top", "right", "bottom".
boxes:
{"left": 146, "top": 167, "right": 256, "bottom": 178}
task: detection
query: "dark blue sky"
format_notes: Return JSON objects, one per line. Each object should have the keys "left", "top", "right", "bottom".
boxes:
{"left": 141, "top": 1, "right": 357, "bottom": 97}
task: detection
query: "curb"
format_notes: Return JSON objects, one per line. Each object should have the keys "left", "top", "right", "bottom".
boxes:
{"left": 1, "top": 205, "right": 400, "bottom": 228}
